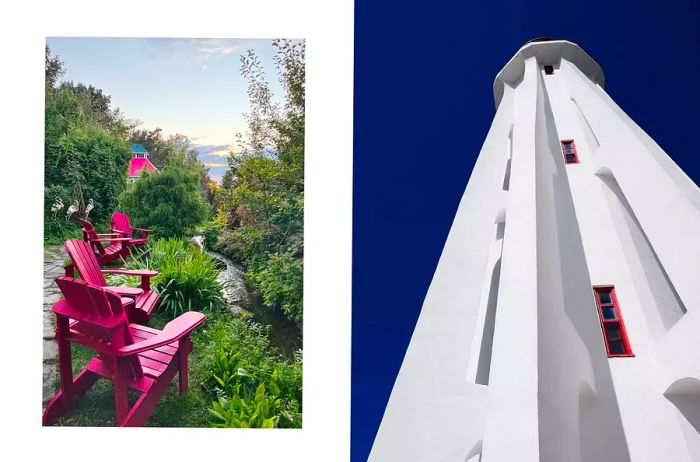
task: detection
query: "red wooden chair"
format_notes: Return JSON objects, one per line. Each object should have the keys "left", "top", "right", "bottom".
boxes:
{"left": 65, "top": 239, "right": 160, "bottom": 324}
{"left": 42, "top": 277, "right": 206, "bottom": 427}
{"left": 111, "top": 212, "right": 151, "bottom": 248}
{"left": 78, "top": 218, "right": 130, "bottom": 266}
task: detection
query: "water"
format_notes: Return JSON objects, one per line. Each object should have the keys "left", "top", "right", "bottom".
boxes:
{"left": 206, "top": 250, "right": 303, "bottom": 356}
{"left": 206, "top": 250, "right": 249, "bottom": 315}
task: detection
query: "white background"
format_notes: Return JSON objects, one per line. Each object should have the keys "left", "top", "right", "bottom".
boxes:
{"left": 0, "top": 0, "right": 353, "bottom": 460}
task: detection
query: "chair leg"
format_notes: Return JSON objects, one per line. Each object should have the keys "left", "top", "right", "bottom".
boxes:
{"left": 43, "top": 368, "right": 100, "bottom": 425}
{"left": 114, "top": 358, "right": 130, "bottom": 425}
{"left": 56, "top": 330, "right": 74, "bottom": 406}
{"left": 120, "top": 360, "right": 180, "bottom": 427}
{"left": 178, "top": 338, "right": 192, "bottom": 394}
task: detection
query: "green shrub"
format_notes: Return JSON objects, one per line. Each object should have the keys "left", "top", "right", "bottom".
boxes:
{"left": 201, "top": 317, "right": 302, "bottom": 428}
{"left": 248, "top": 251, "right": 303, "bottom": 322}
{"left": 119, "top": 154, "right": 210, "bottom": 238}
{"left": 218, "top": 227, "right": 272, "bottom": 266}
{"left": 200, "top": 220, "right": 224, "bottom": 253}
{"left": 50, "top": 124, "right": 132, "bottom": 223}
{"left": 123, "top": 238, "right": 226, "bottom": 319}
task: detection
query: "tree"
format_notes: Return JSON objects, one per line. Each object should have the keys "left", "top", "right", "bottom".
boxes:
{"left": 119, "top": 153, "right": 211, "bottom": 238}
{"left": 45, "top": 45, "right": 133, "bottom": 225}
{"left": 271, "top": 38, "right": 305, "bottom": 169}
{"left": 45, "top": 45, "right": 64, "bottom": 95}
{"left": 54, "top": 124, "right": 132, "bottom": 222}
{"left": 59, "top": 82, "right": 135, "bottom": 136}
{"left": 216, "top": 39, "right": 305, "bottom": 322}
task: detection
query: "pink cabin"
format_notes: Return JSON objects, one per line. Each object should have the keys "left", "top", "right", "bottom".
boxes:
{"left": 65, "top": 239, "right": 160, "bottom": 324}
{"left": 128, "top": 143, "right": 157, "bottom": 181}
{"left": 42, "top": 277, "right": 206, "bottom": 426}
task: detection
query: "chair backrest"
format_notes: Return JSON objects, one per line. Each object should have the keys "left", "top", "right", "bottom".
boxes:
{"left": 65, "top": 239, "right": 107, "bottom": 286}
{"left": 112, "top": 212, "right": 132, "bottom": 237}
{"left": 79, "top": 219, "right": 106, "bottom": 254}
{"left": 56, "top": 276, "right": 125, "bottom": 321}
{"left": 54, "top": 277, "right": 141, "bottom": 373}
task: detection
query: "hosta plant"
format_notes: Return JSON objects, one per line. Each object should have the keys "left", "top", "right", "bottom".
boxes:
{"left": 210, "top": 384, "right": 280, "bottom": 428}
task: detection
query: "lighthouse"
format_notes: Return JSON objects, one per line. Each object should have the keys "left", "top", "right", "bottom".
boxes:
{"left": 369, "top": 40, "right": 700, "bottom": 462}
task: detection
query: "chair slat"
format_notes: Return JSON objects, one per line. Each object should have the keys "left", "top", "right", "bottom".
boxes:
{"left": 66, "top": 240, "right": 107, "bottom": 286}
{"left": 112, "top": 212, "right": 132, "bottom": 237}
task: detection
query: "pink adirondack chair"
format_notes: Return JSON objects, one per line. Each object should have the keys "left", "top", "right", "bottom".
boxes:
{"left": 42, "top": 277, "right": 206, "bottom": 427}
{"left": 78, "top": 218, "right": 130, "bottom": 266}
{"left": 64, "top": 239, "right": 160, "bottom": 324}
{"left": 111, "top": 212, "right": 151, "bottom": 248}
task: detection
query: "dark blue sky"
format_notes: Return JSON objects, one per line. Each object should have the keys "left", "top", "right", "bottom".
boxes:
{"left": 352, "top": 1, "right": 700, "bottom": 461}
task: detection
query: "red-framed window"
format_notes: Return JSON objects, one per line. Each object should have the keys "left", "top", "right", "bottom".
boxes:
{"left": 593, "top": 286, "right": 634, "bottom": 357}
{"left": 561, "top": 140, "right": 579, "bottom": 164}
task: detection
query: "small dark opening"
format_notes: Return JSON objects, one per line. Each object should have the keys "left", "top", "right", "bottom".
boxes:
{"left": 544, "top": 65, "right": 554, "bottom": 75}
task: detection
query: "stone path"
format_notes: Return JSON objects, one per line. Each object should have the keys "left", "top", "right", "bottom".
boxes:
{"left": 43, "top": 245, "right": 67, "bottom": 404}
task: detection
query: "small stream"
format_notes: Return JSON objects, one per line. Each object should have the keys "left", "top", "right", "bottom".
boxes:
{"left": 206, "top": 250, "right": 303, "bottom": 356}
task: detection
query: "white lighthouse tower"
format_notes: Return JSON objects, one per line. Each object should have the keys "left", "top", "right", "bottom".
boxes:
{"left": 369, "top": 39, "right": 700, "bottom": 462}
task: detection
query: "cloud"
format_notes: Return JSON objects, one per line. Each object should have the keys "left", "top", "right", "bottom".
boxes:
{"left": 193, "top": 144, "right": 237, "bottom": 173}
{"left": 192, "top": 144, "right": 234, "bottom": 157}
{"left": 190, "top": 38, "right": 242, "bottom": 60}
{"left": 145, "top": 38, "right": 269, "bottom": 62}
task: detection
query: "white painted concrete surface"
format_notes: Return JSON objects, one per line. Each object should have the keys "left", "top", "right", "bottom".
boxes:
{"left": 368, "top": 39, "right": 700, "bottom": 462}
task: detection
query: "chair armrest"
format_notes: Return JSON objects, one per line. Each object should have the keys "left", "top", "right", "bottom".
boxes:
{"left": 108, "top": 286, "right": 144, "bottom": 297}
{"left": 132, "top": 227, "right": 152, "bottom": 238}
{"left": 102, "top": 269, "right": 158, "bottom": 291}
{"left": 117, "top": 312, "right": 206, "bottom": 356}
{"left": 96, "top": 233, "right": 123, "bottom": 238}
{"left": 102, "top": 269, "right": 158, "bottom": 277}
{"left": 89, "top": 237, "right": 131, "bottom": 243}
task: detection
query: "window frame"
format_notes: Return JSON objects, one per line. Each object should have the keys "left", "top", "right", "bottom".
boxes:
{"left": 561, "top": 139, "right": 579, "bottom": 164}
{"left": 593, "top": 286, "right": 634, "bottom": 358}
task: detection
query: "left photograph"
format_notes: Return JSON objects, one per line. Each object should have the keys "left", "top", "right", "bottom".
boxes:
{"left": 42, "top": 37, "right": 305, "bottom": 428}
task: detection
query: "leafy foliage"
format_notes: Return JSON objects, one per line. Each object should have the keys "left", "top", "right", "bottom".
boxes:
{"left": 210, "top": 384, "right": 280, "bottom": 428}
{"left": 58, "top": 82, "right": 135, "bottom": 136}
{"left": 202, "top": 317, "right": 302, "bottom": 428}
{"left": 43, "top": 79, "right": 133, "bottom": 240}
{"left": 248, "top": 251, "right": 303, "bottom": 322}
{"left": 216, "top": 39, "right": 305, "bottom": 323}
{"left": 54, "top": 125, "right": 132, "bottom": 219}
{"left": 119, "top": 154, "right": 211, "bottom": 238}
{"left": 45, "top": 45, "right": 64, "bottom": 94}
{"left": 115, "top": 238, "right": 226, "bottom": 319}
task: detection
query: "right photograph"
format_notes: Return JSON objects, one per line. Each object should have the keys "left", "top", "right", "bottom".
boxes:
{"left": 352, "top": 8, "right": 700, "bottom": 462}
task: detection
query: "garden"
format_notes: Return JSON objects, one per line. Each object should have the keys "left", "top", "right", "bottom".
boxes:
{"left": 42, "top": 39, "right": 305, "bottom": 428}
